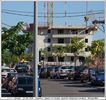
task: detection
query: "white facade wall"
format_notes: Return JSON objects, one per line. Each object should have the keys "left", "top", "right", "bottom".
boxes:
{"left": 38, "top": 26, "right": 93, "bottom": 66}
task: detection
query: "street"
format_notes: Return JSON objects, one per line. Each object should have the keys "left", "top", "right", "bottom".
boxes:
{"left": 41, "top": 79, "right": 104, "bottom": 97}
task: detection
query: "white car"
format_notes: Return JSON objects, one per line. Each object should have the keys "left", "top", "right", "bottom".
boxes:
{"left": 1, "top": 66, "right": 16, "bottom": 82}
{"left": 57, "top": 66, "right": 72, "bottom": 79}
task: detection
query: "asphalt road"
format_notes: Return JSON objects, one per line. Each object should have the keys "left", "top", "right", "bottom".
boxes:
{"left": 40, "top": 79, "right": 104, "bottom": 97}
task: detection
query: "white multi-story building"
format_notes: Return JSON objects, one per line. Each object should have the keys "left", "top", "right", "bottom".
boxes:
{"left": 28, "top": 24, "right": 97, "bottom": 66}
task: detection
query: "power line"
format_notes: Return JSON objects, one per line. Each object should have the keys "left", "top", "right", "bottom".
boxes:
{"left": 2, "top": 9, "right": 33, "bottom": 13}
{"left": 2, "top": 9, "right": 104, "bottom": 15}
{"left": 98, "top": 27, "right": 104, "bottom": 33}
{"left": 2, "top": 22, "right": 12, "bottom": 27}
{"left": 2, "top": 11, "right": 103, "bottom": 18}
{"left": 2, "top": 11, "right": 33, "bottom": 17}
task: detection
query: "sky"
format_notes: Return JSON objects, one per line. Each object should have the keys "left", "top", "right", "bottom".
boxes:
{"left": 2, "top": 1, "right": 104, "bottom": 40}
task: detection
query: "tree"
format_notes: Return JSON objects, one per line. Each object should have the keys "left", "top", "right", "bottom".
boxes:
{"left": 51, "top": 45, "right": 66, "bottom": 65}
{"left": 90, "top": 40, "right": 104, "bottom": 69}
{"left": 2, "top": 22, "right": 33, "bottom": 65}
{"left": 67, "top": 37, "right": 86, "bottom": 66}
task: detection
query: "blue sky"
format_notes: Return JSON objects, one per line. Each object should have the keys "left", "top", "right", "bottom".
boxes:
{"left": 2, "top": 1, "right": 104, "bottom": 40}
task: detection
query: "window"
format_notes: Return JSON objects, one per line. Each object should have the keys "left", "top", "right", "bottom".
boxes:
{"left": 85, "top": 29, "right": 88, "bottom": 34}
{"left": 79, "top": 56, "right": 85, "bottom": 62}
{"left": 48, "top": 29, "right": 51, "bottom": 33}
{"left": 58, "top": 57, "right": 64, "bottom": 62}
{"left": 47, "top": 47, "right": 51, "bottom": 51}
{"left": 85, "top": 48, "right": 89, "bottom": 52}
{"left": 48, "top": 56, "right": 54, "bottom": 62}
{"left": 58, "top": 38, "right": 64, "bottom": 43}
{"left": 48, "top": 38, "right": 51, "bottom": 43}
{"left": 85, "top": 39, "right": 88, "bottom": 43}
{"left": 71, "top": 30, "right": 78, "bottom": 34}
{"left": 58, "top": 29, "right": 63, "bottom": 34}
{"left": 71, "top": 57, "right": 74, "bottom": 62}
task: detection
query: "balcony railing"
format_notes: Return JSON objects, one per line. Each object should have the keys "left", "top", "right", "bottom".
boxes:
{"left": 52, "top": 34, "right": 88, "bottom": 38}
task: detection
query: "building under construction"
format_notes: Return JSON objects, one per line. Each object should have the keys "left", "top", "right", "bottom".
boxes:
{"left": 27, "top": 1, "right": 103, "bottom": 66}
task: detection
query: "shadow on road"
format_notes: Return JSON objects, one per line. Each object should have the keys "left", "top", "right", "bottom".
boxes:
{"left": 79, "top": 87, "right": 104, "bottom": 92}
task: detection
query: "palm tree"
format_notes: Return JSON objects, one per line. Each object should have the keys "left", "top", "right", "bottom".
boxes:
{"left": 67, "top": 37, "right": 86, "bottom": 66}
{"left": 90, "top": 40, "right": 104, "bottom": 69}
{"left": 51, "top": 45, "right": 66, "bottom": 65}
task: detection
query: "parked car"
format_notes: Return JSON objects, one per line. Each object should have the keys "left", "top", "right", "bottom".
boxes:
{"left": 15, "top": 64, "right": 29, "bottom": 73}
{"left": 1, "top": 66, "right": 16, "bottom": 83}
{"left": 8, "top": 74, "right": 33, "bottom": 96}
{"left": 80, "top": 68, "right": 93, "bottom": 83}
{"left": 2, "top": 72, "right": 17, "bottom": 89}
{"left": 39, "top": 67, "right": 47, "bottom": 78}
{"left": 68, "top": 66, "right": 86, "bottom": 80}
{"left": 46, "top": 66, "right": 54, "bottom": 78}
{"left": 56, "top": 66, "right": 73, "bottom": 79}
{"left": 50, "top": 66, "right": 61, "bottom": 79}
{"left": 90, "top": 69, "right": 104, "bottom": 85}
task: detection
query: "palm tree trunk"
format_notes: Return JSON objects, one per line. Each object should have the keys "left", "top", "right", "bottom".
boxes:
{"left": 74, "top": 56, "right": 77, "bottom": 66}
{"left": 74, "top": 53, "right": 77, "bottom": 66}
{"left": 56, "top": 56, "right": 58, "bottom": 65}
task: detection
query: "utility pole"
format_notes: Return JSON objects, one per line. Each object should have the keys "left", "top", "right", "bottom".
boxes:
{"left": 34, "top": 1, "right": 38, "bottom": 97}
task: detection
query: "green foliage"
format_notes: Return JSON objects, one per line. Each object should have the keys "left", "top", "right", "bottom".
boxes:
{"left": 91, "top": 40, "right": 104, "bottom": 57}
{"left": 20, "top": 53, "right": 33, "bottom": 62}
{"left": 2, "top": 50, "right": 11, "bottom": 65}
{"left": 2, "top": 49, "right": 19, "bottom": 65}
{"left": 2, "top": 22, "right": 33, "bottom": 64}
{"left": 67, "top": 37, "right": 85, "bottom": 55}
{"left": 51, "top": 45, "right": 66, "bottom": 57}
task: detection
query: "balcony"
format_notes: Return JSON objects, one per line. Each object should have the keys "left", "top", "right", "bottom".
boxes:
{"left": 52, "top": 29, "right": 89, "bottom": 38}
{"left": 64, "top": 52, "right": 91, "bottom": 57}
{"left": 52, "top": 34, "right": 87, "bottom": 38}
{"left": 52, "top": 43, "right": 68, "bottom": 46}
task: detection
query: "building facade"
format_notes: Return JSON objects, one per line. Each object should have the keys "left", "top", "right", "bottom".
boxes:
{"left": 27, "top": 24, "right": 97, "bottom": 66}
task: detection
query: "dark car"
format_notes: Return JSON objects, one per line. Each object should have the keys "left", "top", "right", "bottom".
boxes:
{"left": 68, "top": 66, "right": 86, "bottom": 80}
{"left": 46, "top": 66, "right": 54, "bottom": 78}
{"left": 8, "top": 74, "right": 33, "bottom": 96}
{"left": 90, "top": 69, "right": 104, "bottom": 85}
{"left": 39, "top": 67, "right": 47, "bottom": 78}
{"left": 80, "top": 68, "right": 93, "bottom": 83}
{"left": 15, "top": 64, "right": 29, "bottom": 73}
{"left": 50, "top": 66, "right": 61, "bottom": 79}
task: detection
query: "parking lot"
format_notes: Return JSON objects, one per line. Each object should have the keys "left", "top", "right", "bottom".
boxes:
{"left": 41, "top": 79, "right": 104, "bottom": 97}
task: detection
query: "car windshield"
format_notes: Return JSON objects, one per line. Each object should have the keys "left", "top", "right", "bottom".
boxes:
{"left": 61, "top": 66, "right": 71, "bottom": 69}
{"left": 8, "top": 73, "right": 16, "bottom": 77}
{"left": 16, "top": 65, "right": 28, "bottom": 68}
{"left": 47, "top": 67, "right": 53, "bottom": 71}
{"left": 2, "top": 69, "right": 10, "bottom": 72}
